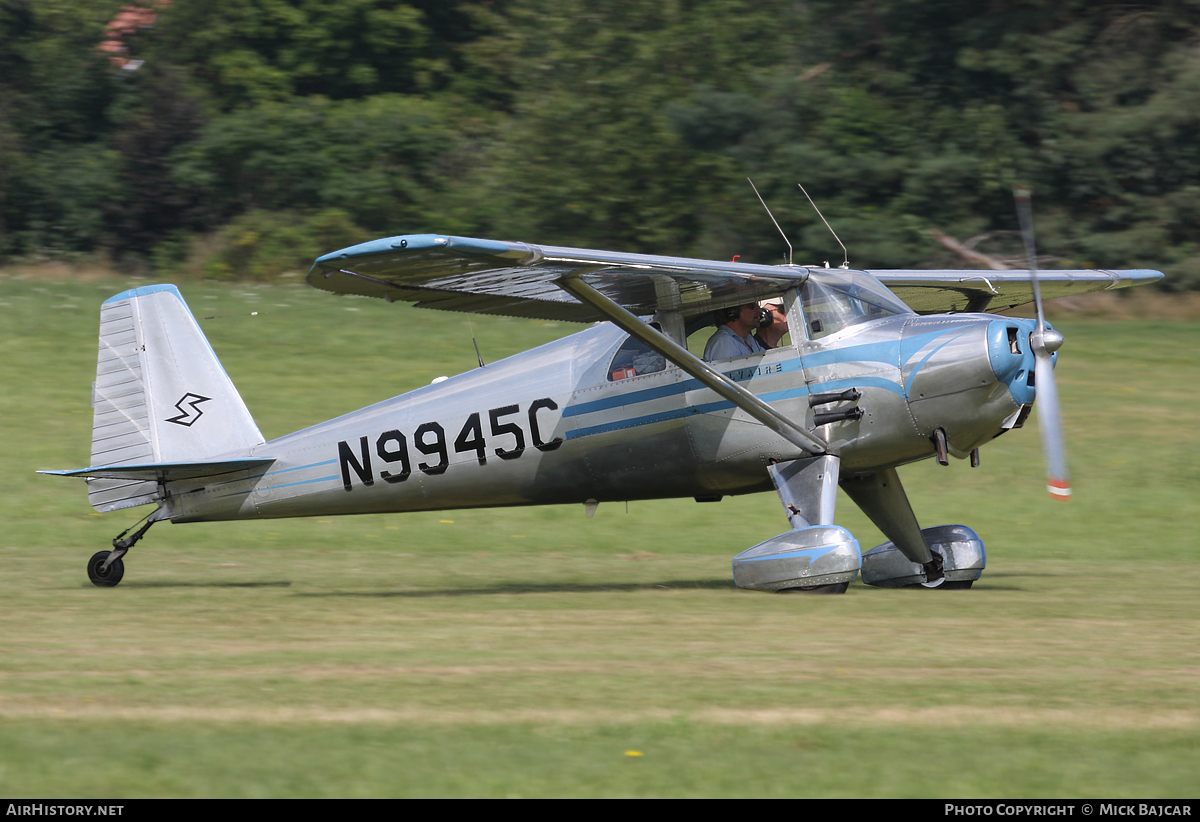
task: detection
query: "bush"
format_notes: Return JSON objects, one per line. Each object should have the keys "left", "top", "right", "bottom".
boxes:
{"left": 195, "top": 208, "right": 370, "bottom": 281}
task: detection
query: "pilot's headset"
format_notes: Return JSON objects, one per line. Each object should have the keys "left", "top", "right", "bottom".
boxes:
{"left": 757, "top": 300, "right": 783, "bottom": 329}
{"left": 714, "top": 304, "right": 772, "bottom": 328}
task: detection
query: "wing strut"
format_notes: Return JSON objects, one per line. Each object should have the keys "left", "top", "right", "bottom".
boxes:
{"left": 556, "top": 276, "right": 831, "bottom": 457}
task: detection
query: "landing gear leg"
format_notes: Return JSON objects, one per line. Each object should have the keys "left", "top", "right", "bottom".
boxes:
{"left": 841, "top": 469, "right": 932, "bottom": 558}
{"left": 841, "top": 469, "right": 984, "bottom": 588}
{"left": 87, "top": 511, "right": 162, "bottom": 588}
{"left": 921, "top": 549, "right": 945, "bottom": 588}
{"left": 732, "top": 456, "right": 861, "bottom": 593}
{"left": 841, "top": 467, "right": 942, "bottom": 587}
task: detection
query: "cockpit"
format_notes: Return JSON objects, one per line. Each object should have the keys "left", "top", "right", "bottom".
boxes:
{"left": 603, "top": 268, "right": 914, "bottom": 380}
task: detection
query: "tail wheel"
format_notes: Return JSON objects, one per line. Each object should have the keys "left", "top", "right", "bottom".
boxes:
{"left": 87, "top": 551, "right": 125, "bottom": 588}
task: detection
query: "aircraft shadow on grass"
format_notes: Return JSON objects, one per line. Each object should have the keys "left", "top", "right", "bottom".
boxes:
{"left": 110, "top": 580, "right": 293, "bottom": 589}
{"left": 293, "top": 576, "right": 1030, "bottom": 597}
{"left": 295, "top": 578, "right": 736, "bottom": 598}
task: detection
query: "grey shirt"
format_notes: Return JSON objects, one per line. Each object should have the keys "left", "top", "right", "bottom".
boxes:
{"left": 703, "top": 324, "right": 765, "bottom": 361}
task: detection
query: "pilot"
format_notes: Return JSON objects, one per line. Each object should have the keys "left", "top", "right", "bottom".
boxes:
{"left": 703, "top": 303, "right": 766, "bottom": 361}
{"left": 753, "top": 301, "right": 789, "bottom": 350}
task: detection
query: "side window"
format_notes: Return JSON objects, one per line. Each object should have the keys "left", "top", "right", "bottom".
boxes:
{"left": 608, "top": 335, "right": 667, "bottom": 381}
{"left": 799, "top": 282, "right": 841, "bottom": 340}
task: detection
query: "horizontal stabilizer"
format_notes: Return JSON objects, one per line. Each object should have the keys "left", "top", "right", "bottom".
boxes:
{"left": 40, "top": 458, "right": 274, "bottom": 483}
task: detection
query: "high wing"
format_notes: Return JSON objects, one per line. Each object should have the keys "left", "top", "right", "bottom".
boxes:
{"left": 307, "top": 234, "right": 1162, "bottom": 319}
{"left": 307, "top": 234, "right": 809, "bottom": 321}
{"left": 872, "top": 269, "right": 1163, "bottom": 314}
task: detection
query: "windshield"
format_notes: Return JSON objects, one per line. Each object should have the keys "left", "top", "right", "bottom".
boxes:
{"left": 800, "top": 269, "right": 913, "bottom": 340}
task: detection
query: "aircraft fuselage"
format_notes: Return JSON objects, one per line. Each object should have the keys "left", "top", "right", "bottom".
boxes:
{"left": 161, "top": 310, "right": 1039, "bottom": 524}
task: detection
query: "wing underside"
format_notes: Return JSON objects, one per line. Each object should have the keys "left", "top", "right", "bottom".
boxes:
{"left": 873, "top": 269, "right": 1163, "bottom": 314}
{"left": 307, "top": 234, "right": 809, "bottom": 322}
{"left": 306, "top": 234, "right": 1161, "bottom": 320}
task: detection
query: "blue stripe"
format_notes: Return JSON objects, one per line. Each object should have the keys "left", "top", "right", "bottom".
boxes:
{"left": 258, "top": 474, "right": 340, "bottom": 491}
{"left": 263, "top": 459, "right": 337, "bottom": 477}
{"left": 899, "top": 326, "right": 966, "bottom": 365}
{"left": 560, "top": 326, "right": 968, "bottom": 441}
{"left": 213, "top": 470, "right": 338, "bottom": 496}
{"left": 565, "top": 408, "right": 693, "bottom": 439}
{"left": 801, "top": 340, "right": 898, "bottom": 368}
{"left": 563, "top": 380, "right": 694, "bottom": 418}
{"left": 563, "top": 358, "right": 806, "bottom": 418}
{"left": 103, "top": 283, "right": 185, "bottom": 306}
{"left": 564, "top": 393, "right": 812, "bottom": 440}
{"left": 563, "top": 376, "right": 906, "bottom": 441}
{"left": 903, "top": 333, "right": 966, "bottom": 397}
{"left": 562, "top": 330, "right": 960, "bottom": 421}
{"left": 797, "top": 376, "right": 905, "bottom": 398}
{"left": 737, "top": 546, "right": 842, "bottom": 563}
{"left": 797, "top": 326, "right": 964, "bottom": 369}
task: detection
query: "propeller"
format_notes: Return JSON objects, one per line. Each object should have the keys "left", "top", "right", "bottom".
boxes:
{"left": 1014, "top": 188, "right": 1071, "bottom": 500}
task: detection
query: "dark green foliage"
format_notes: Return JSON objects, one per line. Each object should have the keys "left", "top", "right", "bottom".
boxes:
{"left": 461, "top": 0, "right": 802, "bottom": 255}
{"left": 0, "top": 0, "right": 125, "bottom": 254}
{"left": 171, "top": 94, "right": 457, "bottom": 234}
{"left": 145, "top": 0, "right": 471, "bottom": 106}
{"left": 663, "top": 1, "right": 1200, "bottom": 280}
{"left": 199, "top": 207, "right": 369, "bottom": 280}
{"left": 106, "top": 65, "right": 206, "bottom": 256}
{"left": 3, "top": 0, "right": 1200, "bottom": 286}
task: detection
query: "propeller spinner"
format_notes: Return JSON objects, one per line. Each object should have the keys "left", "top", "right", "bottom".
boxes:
{"left": 1014, "top": 188, "right": 1071, "bottom": 500}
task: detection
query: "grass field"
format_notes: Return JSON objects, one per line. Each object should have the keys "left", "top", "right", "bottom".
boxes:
{"left": 1, "top": 271, "right": 1198, "bottom": 797}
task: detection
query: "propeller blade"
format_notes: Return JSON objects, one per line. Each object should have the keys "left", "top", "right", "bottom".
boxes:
{"left": 1014, "top": 189, "right": 1045, "bottom": 335}
{"left": 1014, "top": 187, "right": 1071, "bottom": 500}
{"left": 1033, "top": 346, "right": 1071, "bottom": 499}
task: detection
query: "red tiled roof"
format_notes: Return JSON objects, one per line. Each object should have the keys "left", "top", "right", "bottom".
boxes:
{"left": 98, "top": 1, "right": 169, "bottom": 67}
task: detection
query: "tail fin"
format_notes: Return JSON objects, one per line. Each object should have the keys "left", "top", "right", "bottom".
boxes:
{"left": 87, "top": 285, "right": 264, "bottom": 512}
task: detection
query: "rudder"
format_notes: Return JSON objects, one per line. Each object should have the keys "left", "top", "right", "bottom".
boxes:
{"left": 88, "top": 285, "right": 264, "bottom": 511}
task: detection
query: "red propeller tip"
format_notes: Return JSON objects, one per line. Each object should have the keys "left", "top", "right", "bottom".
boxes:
{"left": 1047, "top": 479, "right": 1072, "bottom": 500}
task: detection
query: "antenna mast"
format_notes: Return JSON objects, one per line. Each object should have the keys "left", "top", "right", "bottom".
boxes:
{"left": 747, "top": 178, "right": 794, "bottom": 266}
{"left": 466, "top": 315, "right": 485, "bottom": 368}
{"left": 797, "top": 183, "right": 849, "bottom": 268}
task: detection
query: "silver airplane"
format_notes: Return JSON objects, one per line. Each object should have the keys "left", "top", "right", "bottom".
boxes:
{"left": 42, "top": 230, "right": 1161, "bottom": 590}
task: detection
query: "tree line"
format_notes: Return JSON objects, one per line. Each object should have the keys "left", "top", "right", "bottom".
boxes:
{"left": 2, "top": 0, "right": 1199, "bottom": 288}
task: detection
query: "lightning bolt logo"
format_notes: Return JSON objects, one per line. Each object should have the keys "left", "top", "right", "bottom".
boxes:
{"left": 165, "top": 393, "right": 212, "bottom": 427}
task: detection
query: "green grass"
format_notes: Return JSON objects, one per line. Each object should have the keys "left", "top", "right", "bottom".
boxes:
{"left": 1, "top": 272, "right": 1198, "bottom": 797}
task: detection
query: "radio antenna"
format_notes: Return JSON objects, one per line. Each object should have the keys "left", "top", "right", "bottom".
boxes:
{"left": 467, "top": 315, "right": 485, "bottom": 368}
{"left": 747, "top": 178, "right": 794, "bottom": 266}
{"left": 797, "top": 183, "right": 849, "bottom": 268}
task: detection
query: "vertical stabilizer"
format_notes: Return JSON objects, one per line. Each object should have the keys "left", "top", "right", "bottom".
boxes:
{"left": 88, "top": 285, "right": 264, "bottom": 511}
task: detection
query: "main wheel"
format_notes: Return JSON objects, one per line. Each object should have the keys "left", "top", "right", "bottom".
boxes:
{"left": 87, "top": 551, "right": 125, "bottom": 588}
